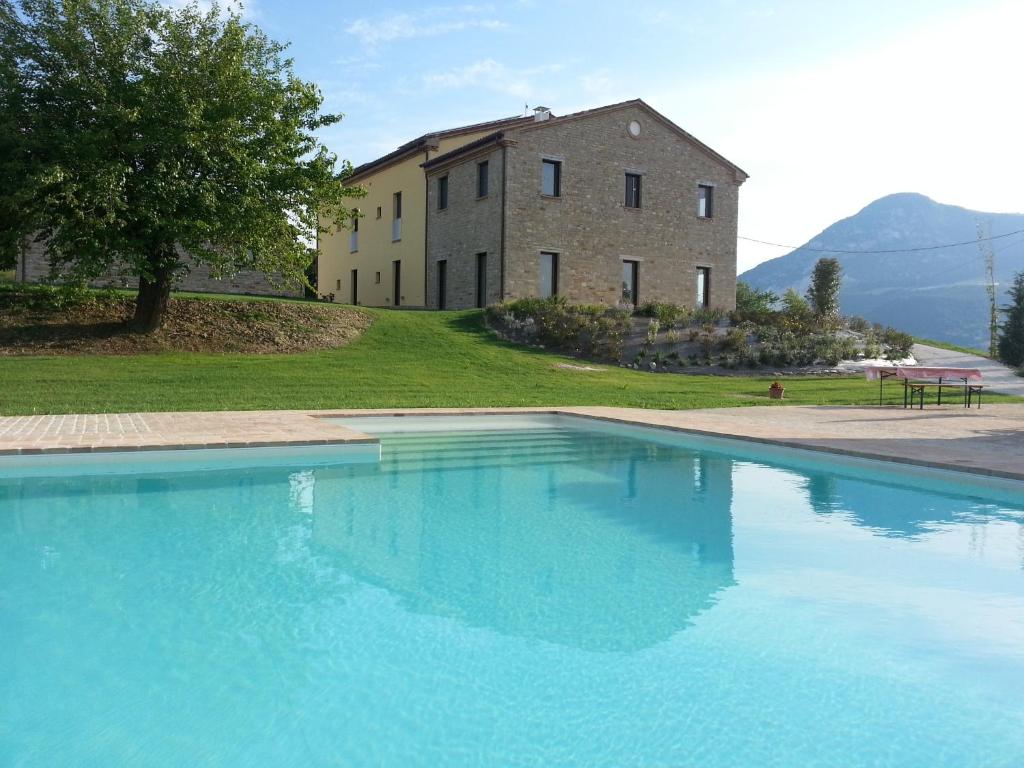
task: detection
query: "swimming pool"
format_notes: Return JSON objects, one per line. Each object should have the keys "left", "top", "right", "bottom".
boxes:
{"left": 2, "top": 414, "right": 1022, "bottom": 766}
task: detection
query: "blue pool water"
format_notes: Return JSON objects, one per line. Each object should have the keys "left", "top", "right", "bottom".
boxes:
{"left": 2, "top": 414, "right": 1023, "bottom": 767}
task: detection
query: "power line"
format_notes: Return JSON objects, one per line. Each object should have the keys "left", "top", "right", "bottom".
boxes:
{"left": 738, "top": 227, "right": 1024, "bottom": 254}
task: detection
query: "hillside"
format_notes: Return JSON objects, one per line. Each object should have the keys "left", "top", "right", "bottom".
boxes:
{"left": 740, "top": 194, "right": 1024, "bottom": 347}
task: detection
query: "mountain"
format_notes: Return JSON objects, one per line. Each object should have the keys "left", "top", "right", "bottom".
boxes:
{"left": 740, "top": 193, "right": 1024, "bottom": 348}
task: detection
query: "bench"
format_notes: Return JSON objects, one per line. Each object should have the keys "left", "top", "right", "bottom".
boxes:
{"left": 904, "top": 381, "right": 984, "bottom": 410}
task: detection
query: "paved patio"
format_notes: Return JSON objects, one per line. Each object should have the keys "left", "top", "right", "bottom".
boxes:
{"left": 1, "top": 405, "right": 1022, "bottom": 480}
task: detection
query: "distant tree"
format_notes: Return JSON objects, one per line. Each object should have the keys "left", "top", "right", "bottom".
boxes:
{"left": 997, "top": 271, "right": 1024, "bottom": 367}
{"left": 806, "top": 257, "right": 843, "bottom": 318}
{"left": 0, "top": 0, "right": 361, "bottom": 331}
{"left": 734, "top": 281, "right": 778, "bottom": 320}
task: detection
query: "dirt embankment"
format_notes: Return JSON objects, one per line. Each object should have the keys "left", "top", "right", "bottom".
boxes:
{"left": 0, "top": 290, "right": 371, "bottom": 355}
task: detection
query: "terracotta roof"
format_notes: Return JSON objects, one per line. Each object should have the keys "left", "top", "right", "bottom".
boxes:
{"left": 421, "top": 131, "right": 510, "bottom": 171}
{"left": 514, "top": 99, "right": 748, "bottom": 181}
{"left": 344, "top": 114, "right": 535, "bottom": 183}
{"left": 414, "top": 99, "right": 747, "bottom": 181}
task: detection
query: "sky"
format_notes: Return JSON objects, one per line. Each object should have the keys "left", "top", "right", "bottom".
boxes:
{"left": 229, "top": 0, "right": 1024, "bottom": 272}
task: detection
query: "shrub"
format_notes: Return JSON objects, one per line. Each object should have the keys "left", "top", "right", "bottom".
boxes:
{"left": 489, "top": 296, "right": 631, "bottom": 359}
{"left": 722, "top": 326, "right": 750, "bottom": 354}
{"left": 734, "top": 281, "right": 779, "bottom": 323}
{"left": 636, "top": 301, "right": 689, "bottom": 328}
{"left": 645, "top": 318, "right": 661, "bottom": 344}
{"left": 881, "top": 327, "right": 914, "bottom": 361}
{"left": 846, "top": 315, "right": 871, "bottom": 333}
{"left": 692, "top": 306, "right": 726, "bottom": 326}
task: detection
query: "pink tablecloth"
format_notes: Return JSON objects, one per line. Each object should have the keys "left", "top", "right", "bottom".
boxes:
{"left": 865, "top": 366, "right": 983, "bottom": 382}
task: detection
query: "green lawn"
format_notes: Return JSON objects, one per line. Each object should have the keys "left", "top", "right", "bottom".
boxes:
{"left": 913, "top": 336, "right": 991, "bottom": 358}
{"left": 1, "top": 306, "right": 1019, "bottom": 415}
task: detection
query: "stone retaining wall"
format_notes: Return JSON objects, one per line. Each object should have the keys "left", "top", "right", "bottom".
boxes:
{"left": 14, "top": 239, "right": 304, "bottom": 298}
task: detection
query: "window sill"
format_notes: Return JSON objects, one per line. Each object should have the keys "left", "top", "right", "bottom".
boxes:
{"left": 476, "top": 194, "right": 489, "bottom": 201}
{"left": 540, "top": 194, "right": 562, "bottom": 200}
{"left": 697, "top": 215, "right": 714, "bottom": 221}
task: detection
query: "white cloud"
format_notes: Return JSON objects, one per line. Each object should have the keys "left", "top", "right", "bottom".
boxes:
{"left": 346, "top": 8, "right": 506, "bottom": 48}
{"left": 422, "top": 59, "right": 562, "bottom": 100}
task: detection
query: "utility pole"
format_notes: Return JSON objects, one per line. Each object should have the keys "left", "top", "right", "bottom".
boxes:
{"left": 978, "top": 220, "right": 998, "bottom": 357}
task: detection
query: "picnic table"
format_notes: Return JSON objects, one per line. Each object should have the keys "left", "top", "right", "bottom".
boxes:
{"left": 865, "top": 366, "right": 984, "bottom": 409}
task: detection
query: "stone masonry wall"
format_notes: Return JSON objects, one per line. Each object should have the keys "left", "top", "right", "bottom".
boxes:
{"left": 14, "top": 238, "right": 304, "bottom": 298}
{"left": 503, "top": 104, "right": 742, "bottom": 310}
{"left": 424, "top": 147, "right": 505, "bottom": 310}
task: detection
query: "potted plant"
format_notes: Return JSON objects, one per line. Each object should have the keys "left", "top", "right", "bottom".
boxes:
{"left": 769, "top": 381, "right": 785, "bottom": 400}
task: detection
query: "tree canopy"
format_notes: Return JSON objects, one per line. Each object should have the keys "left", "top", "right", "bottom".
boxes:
{"left": 0, "top": 0, "right": 361, "bottom": 330}
{"left": 997, "top": 271, "right": 1024, "bottom": 367}
{"left": 806, "top": 257, "right": 842, "bottom": 319}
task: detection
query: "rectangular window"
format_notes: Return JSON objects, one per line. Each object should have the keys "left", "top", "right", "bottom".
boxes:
{"left": 476, "top": 252, "right": 488, "bottom": 308}
{"left": 349, "top": 213, "right": 358, "bottom": 252}
{"left": 376, "top": 206, "right": 382, "bottom": 219}
{"left": 393, "top": 260, "right": 401, "bottom": 307}
{"left": 438, "top": 175, "right": 449, "bottom": 210}
{"left": 374, "top": 271, "right": 381, "bottom": 284}
{"left": 542, "top": 159, "right": 561, "bottom": 197}
{"left": 336, "top": 279, "right": 341, "bottom": 291}
{"left": 539, "top": 252, "right": 558, "bottom": 298}
{"left": 696, "top": 267, "right": 710, "bottom": 308}
{"left": 477, "top": 161, "right": 489, "bottom": 198}
{"left": 625, "top": 173, "right": 642, "bottom": 208}
{"left": 392, "top": 192, "right": 402, "bottom": 241}
{"left": 437, "top": 260, "right": 448, "bottom": 310}
{"left": 350, "top": 269, "right": 358, "bottom": 305}
{"left": 622, "top": 260, "right": 639, "bottom": 305}
{"left": 698, "top": 184, "right": 714, "bottom": 218}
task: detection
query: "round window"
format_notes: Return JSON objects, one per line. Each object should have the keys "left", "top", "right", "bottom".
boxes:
{"left": 628, "top": 120, "right": 641, "bottom": 138}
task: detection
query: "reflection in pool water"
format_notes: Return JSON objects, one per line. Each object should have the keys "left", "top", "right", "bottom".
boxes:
{"left": 1, "top": 418, "right": 1023, "bottom": 767}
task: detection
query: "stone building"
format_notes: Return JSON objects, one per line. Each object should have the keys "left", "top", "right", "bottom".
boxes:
{"left": 420, "top": 100, "right": 747, "bottom": 310}
{"left": 13, "top": 238, "right": 304, "bottom": 298}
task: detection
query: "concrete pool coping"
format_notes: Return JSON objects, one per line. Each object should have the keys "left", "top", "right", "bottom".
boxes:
{"left": 0, "top": 405, "right": 1022, "bottom": 481}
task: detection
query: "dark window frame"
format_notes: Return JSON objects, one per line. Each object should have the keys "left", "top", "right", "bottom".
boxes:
{"left": 696, "top": 266, "right": 711, "bottom": 308}
{"left": 476, "top": 161, "right": 489, "bottom": 198}
{"left": 392, "top": 259, "right": 402, "bottom": 307}
{"left": 437, "top": 259, "right": 448, "bottom": 310}
{"left": 539, "top": 251, "right": 559, "bottom": 298}
{"left": 622, "top": 260, "right": 639, "bottom": 305}
{"left": 697, "top": 184, "right": 714, "bottom": 218}
{"left": 625, "top": 173, "right": 642, "bottom": 208}
{"left": 438, "top": 175, "right": 449, "bottom": 210}
{"left": 476, "top": 252, "right": 488, "bottom": 308}
{"left": 541, "top": 159, "right": 562, "bottom": 197}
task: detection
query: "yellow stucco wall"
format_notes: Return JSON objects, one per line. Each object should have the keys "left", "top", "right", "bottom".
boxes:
{"left": 318, "top": 131, "right": 497, "bottom": 307}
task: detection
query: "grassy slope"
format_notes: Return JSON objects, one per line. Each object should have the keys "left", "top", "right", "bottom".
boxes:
{"left": 1, "top": 306, "right": 1019, "bottom": 415}
{"left": 913, "top": 336, "right": 991, "bottom": 358}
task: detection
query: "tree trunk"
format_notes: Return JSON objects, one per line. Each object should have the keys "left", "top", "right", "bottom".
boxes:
{"left": 130, "top": 258, "right": 175, "bottom": 333}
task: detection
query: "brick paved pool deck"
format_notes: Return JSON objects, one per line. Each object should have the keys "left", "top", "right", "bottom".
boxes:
{"left": 1, "top": 405, "right": 1022, "bottom": 481}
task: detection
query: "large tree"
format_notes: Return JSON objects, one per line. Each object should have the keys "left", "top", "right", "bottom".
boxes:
{"left": 806, "top": 257, "right": 842, "bottom": 319}
{"left": 0, "top": 0, "right": 360, "bottom": 331}
{"left": 997, "top": 271, "right": 1024, "bottom": 367}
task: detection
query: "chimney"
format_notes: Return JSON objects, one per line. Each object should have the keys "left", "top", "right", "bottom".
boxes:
{"left": 532, "top": 106, "right": 551, "bottom": 122}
